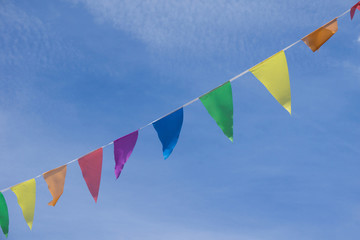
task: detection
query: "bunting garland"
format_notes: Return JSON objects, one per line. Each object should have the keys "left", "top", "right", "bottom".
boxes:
{"left": 0, "top": 2, "right": 358, "bottom": 235}
{"left": 11, "top": 179, "right": 36, "bottom": 230}
{"left": 200, "top": 81, "right": 234, "bottom": 141}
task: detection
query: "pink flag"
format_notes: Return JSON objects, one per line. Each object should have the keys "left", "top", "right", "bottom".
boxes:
{"left": 78, "top": 148, "right": 103, "bottom": 203}
{"left": 114, "top": 131, "right": 138, "bottom": 179}
{"left": 351, "top": 2, "right": 360, "bottom": 20}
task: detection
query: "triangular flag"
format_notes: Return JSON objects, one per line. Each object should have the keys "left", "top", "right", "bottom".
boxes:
{"left": 78, "top": 148, "right": 103, "bottom": 203}
{"left": 153, "top": 108, "right": 183, "bottom": 159}
{"left": 200, "top": 81, "right": 233, "bottom": 141}
{"left": 114, "top": 131, "right": 138, "bottom": 179}
{"left": 43, "top": 165, "right": 67, "bottom": 206}
{"left": 250, "top": 51, "right": 291, "bottom": 114}
{"left": 351, "top": 2, "right": 360, "bottom": 20}
{"left": 11, "top": 179, "right": 36, "bottom": 230}
{"left": 302, "top": 18, "right": 338, "bottom": 52}
{"left": 0, "top": 193, "right": 9, "bottom": 237}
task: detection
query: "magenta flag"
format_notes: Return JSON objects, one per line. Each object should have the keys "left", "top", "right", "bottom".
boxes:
{"left": 350, "top": 2, "right": 360, "bottom": 20}
{"left": 114, "top": 131, "right": 139, "bottom": 179}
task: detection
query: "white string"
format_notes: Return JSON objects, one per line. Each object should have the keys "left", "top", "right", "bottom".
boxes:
{"left": 0, "top": 7, "right": 353, "bottom": 193}
{"left": 337, "top": 9, "right": 351, "bottom": 19}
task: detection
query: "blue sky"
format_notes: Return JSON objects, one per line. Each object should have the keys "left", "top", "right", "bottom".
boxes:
{"left": 0, "top": 0, "right": 360, "bottom": 239}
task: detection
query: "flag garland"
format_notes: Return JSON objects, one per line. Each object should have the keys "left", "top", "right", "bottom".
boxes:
{"left": 0, "top": 3, "right": 358, "bottom": 237}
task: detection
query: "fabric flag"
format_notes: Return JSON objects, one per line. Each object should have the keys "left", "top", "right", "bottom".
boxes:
{"left": 78, "top": 148, "right": 103, "bottom": 203}
{"left": 43, "top": 165, "right": 67, "bottom": 206}
{"left": 250, "top": 51, "right": 291, "bottom": 114}
{"left": 301, "top": 18, "right": 338, "bottom": 52}
{"left": 114, "top": 131, "right": 138, "bottom": 179}
{"left": 351, "top": 2, "right": 360, "bottom": 20}
{"left": 200, "top": 81, "right": 233, "bottom": 141}
{"left": 0, "top": 193, "right": 9, "bottom": 237}
{"left": 153, "top": 108, "right": 183, "bottom": 159}
{"left": 11, "top": 179, "right": 36, "bottom": 230}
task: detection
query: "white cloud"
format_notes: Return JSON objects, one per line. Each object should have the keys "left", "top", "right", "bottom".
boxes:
{"left": 70, "top": 0, "right": 346, "bottom": 56}
{"left": 0, "top": 2, "right": 81, "bottom": 109}
{"left": 0, "top": 2, "right": 60, "bottom": 70}
{"left": 358, "top": 36, "right": 360, "bottom": 42}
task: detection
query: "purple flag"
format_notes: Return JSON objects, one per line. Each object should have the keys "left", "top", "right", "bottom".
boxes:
{"left": 114, "top": 130, "right": 139, "bottom": 179}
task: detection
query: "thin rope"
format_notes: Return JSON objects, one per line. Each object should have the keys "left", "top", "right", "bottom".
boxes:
{"left": 337, "top": 9, "right": 351, "bottom": 19}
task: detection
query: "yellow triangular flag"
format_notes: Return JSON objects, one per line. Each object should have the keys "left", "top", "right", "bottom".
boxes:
{"left": 250, "top": 51, "right": 291, "bottom": 114}
{"left": 302, "top": 18, "right": 338, "bottom": 52}
{"left": 11, "top": 179, "right": 36, "bottom": 230}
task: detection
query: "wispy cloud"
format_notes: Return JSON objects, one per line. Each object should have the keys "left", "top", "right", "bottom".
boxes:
{"left": 0, "top": 1, "right": 66, "bottom": 72}
{"left": 0, "top": 2, "right": 82, "bottom": 172}
{"left": 70, "top": 0, "right": 348, "bottom": 57}
{"left": 0, "top": 1, "right": 81, "bottom": 110}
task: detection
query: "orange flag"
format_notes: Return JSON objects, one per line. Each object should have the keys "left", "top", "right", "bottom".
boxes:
{"left": 302, "top": 18, "right": 338, "bottom": 52}
{"left": 43, "top": 165, "right": 67, "bottom": 206}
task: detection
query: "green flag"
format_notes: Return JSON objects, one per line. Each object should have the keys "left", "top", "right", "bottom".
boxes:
{"left": 200, "top": 81, "right": 233, "bottom": 141}
{"left": 0, "top": 192, "right": 9, "bottom": 237}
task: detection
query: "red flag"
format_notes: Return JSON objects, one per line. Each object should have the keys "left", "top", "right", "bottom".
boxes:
{"left": 78, "top": 148, "right": 103, "bottom": 203}
{"left": 351, "top": 2, "right": 360, "bottom": 20}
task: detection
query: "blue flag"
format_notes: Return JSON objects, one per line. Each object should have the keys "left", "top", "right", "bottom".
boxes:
{"left": 153, "top": 108, "right": 184, "bottom": 159}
